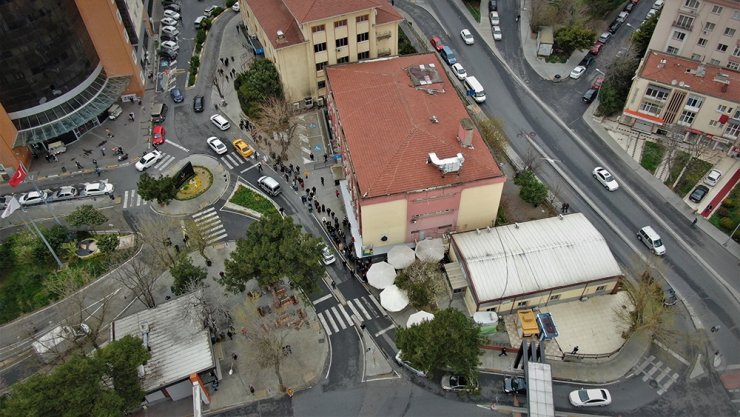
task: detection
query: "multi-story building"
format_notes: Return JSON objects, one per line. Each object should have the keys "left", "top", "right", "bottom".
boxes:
{"left": 0, "top": 0, "right": 148, "bottom": 182}
{"left": 240, "top": 0, "right": 402, "bottom": 104}
{"left": 325, "top": 54, "right": 506, "bottom": 257}
{"left": 648, "top": 0, "right": 740, "bottom": 70}
{"left": 622, "top": 50, "right": 739, "bottom": 154}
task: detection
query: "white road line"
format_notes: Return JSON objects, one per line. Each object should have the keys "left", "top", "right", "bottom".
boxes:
{"left": 207, "top": 233, "right": 228, "bottom": 244}
{"left": 221, "top": 158, "right": 233, "bottom": 170}
{"left": 203, "top": 226, "right": 226, "bottom": 239}
{"left": 353, "top": 298, "right": 372, "bottom": 320}
{"left": 158, "top": 156, "right": 176, "bottom": 171}
{"left": 192, "top": 207, "right": 216, "bottom": 218}
{"left": 374, "top": 324, "right": 396, "bottom": 337}
{"left": 153, "top": 155, "right": 171, "bottom": 169}
{"left": 338, "top": 304, "right": 353, "bottom": 326}
{"left": 123, "top": 190, "right": 130, "bottom": 208}
{"left": 232, "top": 153, "right": 246, "bottom": 164}
{"left": 318, "top": 313, "right": 332, "bottom": 336}
{"left": 324, "top": 310, "right": 339, "bottom": 333}
{"left": 240, "top": 164, "right": 258, "bottom": 173}
{"left": 225, "top": 154, "right": 239, "bottom": 166}
{"left": 367, "top": 294, "right": 387, "bottom": 316}
{"left": 313, "top": 294, "right": 333, "bottom": 305}
{"left": 166, "top": 140, "right": 189, "bottom": 152}
{"left": 196, "top": 213, "right": 219, "bottom": 223}
{"left": 346, "top": 300, "right": 363, "bottom": 322}
{"left": 136, "top": 193, "right": 142, "bottom": 207}
{"left": 331, "top": 307, "right": 346, "bottom": 329}
{"left": 199, "top": 220, "right": 223, "bottom": 232}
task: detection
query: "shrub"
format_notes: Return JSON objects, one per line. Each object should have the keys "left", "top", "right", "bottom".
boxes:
{"left": 226, "top": 0, "right": 237, "bottom": 6}
{"left": 514, "top": 170, "right": 549, "bottom": 206}
{"left": 201, "top": 18, "right": 213, "bottom": 30}
{"left": 189, "top": 56, "right": 200, "bottom": 73}
{"left": 640, "top": 141, "right": 665, "bottom": 173}
{"left": 96, "top": 234, "right": 119, "bottom": 254}
{"left": 717, "top": 207, "right": 731, "bottom": 218}
{"left": 721, "top": 198, "right": 736, "bottom": 209}
{"left": 719, "top": 217, "right": 737, "bottom": 231}
{"left": 196, "top": 29, "right": 206, "bottom": 46}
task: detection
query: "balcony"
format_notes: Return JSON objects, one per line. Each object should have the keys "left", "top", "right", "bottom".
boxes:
{"left": 377, "top": 49, "right": 392, "bottom": 57}
{"left": 376, "top": 31, "right": 392, "bottom": 40}
{"left": 672, "top": 19, "right": 694, "bottom": 31}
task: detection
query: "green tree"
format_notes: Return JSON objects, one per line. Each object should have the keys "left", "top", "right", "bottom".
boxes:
{"left": 96, "top": 335, "right": 151, "bottom": 410}
{"left": 632, "top": 13, "right": 659, "bottom": 56}
{"left": 137, "top": 173, "right": 177, "bottom": 205}
{"left": 587, "top": 0, "right": 623, "bottom": 18}
{"left": 396, "top": 308, "right": 483, "bottom": 378}
{"left": 554, "top": 25, "right": 596, "bottom": 54}
{"left": 514, "top": 169, "right": 549, "bottom": 206}
{"left": 96, "top": 234, "right": 119, "bottom": 254}
{"left": 596, "top": 50, "right": 640, "bottom": 117}
{"left": 170, "top": 255, "right": 207, "bottom": 295}
{"left": 220, "top": 212, "right": 324, "bottom": 294}
{"left": 235, "top": 59, "right": 283, "bottom": 118}
{"left": 395, "top": 261, "right": 443, "bottom": 310}
{"left": 66, "top": 205, "right": 107, "bottom": 228}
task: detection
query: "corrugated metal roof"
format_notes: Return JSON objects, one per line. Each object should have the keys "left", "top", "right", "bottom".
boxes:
{"left": 452, "top": 214, "right": 621, "bottom": 303}
{"left": 112, "top": 293, "right": 214, "bottom": 392}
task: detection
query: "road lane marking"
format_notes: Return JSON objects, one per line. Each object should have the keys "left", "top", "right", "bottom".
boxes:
{"left": 313, "top": 294, "right": 333, "bottom": 305}
{"left": 324, "top": 309, "right": 339, "bottom": 333}
{"left": 374, "top": 324, "right": 396, "bottom": 337}
{"left": 318, "top": 313, "right": 332, "bottom": 336}
{"left": 338, "top": 304, "right": 352, "bottom": 326}
{"left": 346, "top": 300, "right": 362, "bottom": 322}
{"left": 331, "top": 307, "right": 346, "bottom": 329}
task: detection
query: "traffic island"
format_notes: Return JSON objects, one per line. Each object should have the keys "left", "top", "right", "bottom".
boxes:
{"left": 151, "top": 155, "right": 230, "bottom": 217}
{"left": 175, "top": 166, "right": 213, "bottom": 200}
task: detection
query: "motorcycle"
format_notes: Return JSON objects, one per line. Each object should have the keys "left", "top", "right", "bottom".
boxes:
{"left": 118, "top": 153, "right": 129, "bottom": 161}
{"left": 112, "top": 146, "right": 124, "bottom": 155}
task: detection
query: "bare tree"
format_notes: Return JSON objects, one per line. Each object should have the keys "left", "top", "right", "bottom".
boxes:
{"left": 252, "top": 97, "right": 299, "bottom": 159}
{"left": 132, "top": 214, "right": 179, "bottom": 269}
{"left": 114, "top": 252, "right": 161, "bottom": 308}
{"left": 181, "top": 284, "right": 233, "bottom": 341}
{"left": 477, "top": 117, "right": 509, "bottom": 158}
{"left": 183, "top": 219, "right": 211, "bottom": 264}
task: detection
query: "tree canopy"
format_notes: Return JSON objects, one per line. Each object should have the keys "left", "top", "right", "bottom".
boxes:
{"left": 396, "top": 308, "right": 483, "bottom": 378}
{"left": 235, "top": 59, "right": 283, "bottom": 118}
{"left": 514, "top": 169, "right": 549, "bottom": 206}
{"left": 136, "top": 173, "right": 176, "bottom": 205}
{"left": 66, "top": 205, "right": 107, "bottom": 228}
{"left": 220, "top": 212, "right": 324, "bottom": 294}
{"left": 554, "top": 25, "right": 596, "bottom": 54}
{"left": 170, "top": 255, "right": 207, "bottom": 295}
{"left": 596, "top": 50, "right": 640, "bottom": 117}
{"left": 395, "top": 261, "right": 443, "bottom": 310}
{"left": 632, "top": 13, "right": 659, "bottom": 57}
{"left": 0, "top": 335, "right": 150, "bottom": 417}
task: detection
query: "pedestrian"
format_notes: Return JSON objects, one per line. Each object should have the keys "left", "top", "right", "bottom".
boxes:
{"left": 257, "top": 162, "right": 263, "bottom": 173}
{"left": 44, "top": 153, "right": 51, "bottom": 162}
{"left": 105, "top": 128, "right": 112, "bottom": 138}
{"left": 236, "top": 25, "right": 240, "bottom": 33}
{"left": 711, "top": 325, "right": 720, "bottom": 333}
{"left": 301, "top": 195, "right": 307, "bottom": 204}
{"left": 165, "top": 237, "right": 172, "bottom": 246}
{"left": 304, "top": 170, "right": 309, "bottom": 179}
{"left": 289, "top": 163, "right": 294, "bottom": 172}
{"left": 225, "top": 59, "right": 229, "bottom": 68}
{"left": 232, "top": 353, "right": 238, "bottom": 361}
{"left": 312, "top": 186, "right": 317, "bottom": 194}
{"left": 227, "top": 330, "right": 233, "bottom": 340}
{"left": 336, "top": 189, "right": 340, "bottom": 198}
{"left": 93, "top": 159, "right": 98, "bottom": 167}
{"left": 279, "top": 207, "right": 285, "bottom": 215}
{"left": 219, "top": 271, "right": 225, "bottom": 278}
{"left": 174, "top": 244, "right": 180, "bottom": 254}
{"left": 75, "top": 161, "right": 82, "bottom": 169}
{"left": 320, "top": 176, "right": 325, "bottom": 186}
{"left": 300, "top": 181, "right": 305, "bottom": 190}
{"left": 231, "top": 56, "right": 234, "bottom": 62}
{"left": 571, "top": 346, "right": 579, "bottom": 354}
{"left": 95, "top": 167, "right": 101, "bottom": 177}
{"left": 100, "top": 147, "right": 106, "bottom": 156}
{"left": 321, "top": 203, "right": 325, "bottom": 212}
{"left": 152, "top": 143, "right": 159, "bottom": 151}
{"left": 561, "top": 203, "right": 566, "bottom": 214}
{"left": 309, "top": 152, "right": 314, "bottom": 161}
{"left": 183, "top": 235, "right": 189, "bottom": 245}
{"left": 284, "top": 173, "right": 290, "bottom": 182}
{"left": 324, "top": 154, "right": 328, "bottom": 163}
{"left": 565, "top": 203, "right": 570, "bottom": 213}
{"left": 314, "top": 200, "right": 320, "bottom": 211}
{"left": 499, "top": 347, "right": 507, "bottom": 357}
{"left": 692, "top": 217, "right": 698, "bottom": 226}
{"left": 129, "top": 112, "right": 135, "bottom": 121}
{"left": 249, "top": 385, "right": 255, "bottom": 394}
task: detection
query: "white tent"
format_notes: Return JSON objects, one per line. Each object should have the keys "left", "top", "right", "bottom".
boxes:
{"left": 406, "top": 311, "right": 435, "bottom": 327}
{"left": 380, "top": 285, "right": 409, "bottom": 312}
{"left": 415, "top": 238, "right": 445, "bottom": 262}
{"left": 387, "top": 245, "right": 416, "bottom": 269}
{"left": 366, "top": 261, "right": 397, "bottom": 289}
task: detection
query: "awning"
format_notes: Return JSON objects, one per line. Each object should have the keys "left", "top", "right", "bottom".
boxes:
{"left": 623, "top": 108, "right": 664, "bottom": 126}
{"left": 443, "top": 262, "right": 467, "bottom": 291}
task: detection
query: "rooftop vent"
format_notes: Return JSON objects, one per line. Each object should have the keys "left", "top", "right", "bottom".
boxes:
{"left": 458, "top": 118, "right": 474, "bottom": 147}
{"left": 430, "top": 115, "right": 439, "bottom": 123}
{"left": 276, "top": 30, "right": 286, "bottom": 43}
{"left": 427, "top": 152, "right": 464, "bottom": 175}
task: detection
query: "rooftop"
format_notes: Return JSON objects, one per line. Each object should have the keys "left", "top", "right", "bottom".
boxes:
{"left": 326, "top": 53, "right": 503, "bottom": 198}
{"left": 451, "top": 213, "right": 622, "bottom": 303}
{"left": 245, "top": 0, "right": 305, "bottom": 49}
{"left": 111, "top": 293, "right": 214, "bottom": 392}
{"left": 640, "top": 50, "right": 739, "bottom": 102}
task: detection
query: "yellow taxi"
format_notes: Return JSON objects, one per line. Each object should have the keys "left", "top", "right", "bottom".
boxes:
{"left": 232, "top": 139, "right": 254, "bottom": 158}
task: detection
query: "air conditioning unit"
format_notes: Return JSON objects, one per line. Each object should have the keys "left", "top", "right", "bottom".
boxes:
{"left": 317, "top": 97, "right": 325, "bottom": 106}
{"left": 293, "top": 102, "right": 301, "bottom": 110}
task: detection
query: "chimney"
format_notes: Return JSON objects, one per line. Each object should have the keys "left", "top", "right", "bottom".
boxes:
{"left": 458, "top": 118, "right": 474, "bottom": 147}
{"left": 276, "top": 30, "right": 285, "bottom": 43}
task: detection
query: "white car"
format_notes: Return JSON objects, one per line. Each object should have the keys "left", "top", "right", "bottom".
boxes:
{"left": 492, "top": 26, "right": 502, "bottom": 41}
{"left": 460, "top": 29, "right": 474, "bottom": 45}
{"left": 569, "top": 388, "right": 612, "bottom": 407}
{"left": 451, "top": 63, "right": 467, "bottom": 80}
{"left": 441, "top": 374, "right": 475, "bottom": 391}
{"left": 210, "top": 114, "right": 231, "bottom": 130}
{"left": 161, "top": 17, "right": 178, "bottom": 27}
{"left": 592, "top": 167, "right": 619, "bottom": 191}
{"left": 205, "top": 5, "right": 218, "bottom": 15}
{"left": 489, "top": 11, "right": 500, "bottom": 25}
{"left": 163, "top": 10, "right": 181, "bottom": 20}
{"left": 569, "top": 66, "right": 587, "bottom": 79}
{"left": 704, "top": 169, "right": 722, "bottom": 187}
{"left": 322, "top": 246, "right": 336, "bottom": 265}
{"left": 161, "top": 40, "right": 179, "bottom": 52}
{"left": 162, "top": 25, "right": 179, "bottom": 36}
{"left": 135, "top": 150, "right": 164, "bottom": 171}
{"left": 394, "top": 351, "right": 426, "bottom": 377}
{"left": 19, "top": 190, "right": 48, "bottom": 206}
{"left": 82, "top": 180, "right": 114, "bottom": 196}
{"left": 232, "top": 2, "right": 240, "bottom": 12}
{"left": 206, "top": 136, "right": 228, "bottom": 155}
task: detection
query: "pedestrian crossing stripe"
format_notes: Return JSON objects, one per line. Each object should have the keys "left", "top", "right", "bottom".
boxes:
{"left": 337, "top": 304, "right": 352, "bottom": 325}
{"left": 331, "top": 307, "right": 346, "bottom": 330}
{"left": 318, "top": 297, "right": 382, "bottom": 336}
{"left": 324, "top": 308, "right": 339, "bottom": 333}
{"left": 348, "top": 298, "right": 371, "bottom": 320}
{"left": 123, "top": 189, "right": 150, "bottom": 209}
{"left": 191, "top": 207, "right": 228, "bottom": 245}
{"left": 220, "top": 152, "right": 247, "bottom": 170}
{"left": 155, "top": 154, "right": 176, "bottom": 171}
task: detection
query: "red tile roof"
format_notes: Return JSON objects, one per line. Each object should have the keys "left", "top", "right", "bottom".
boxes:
{"left": 326, "top": 54, "right": 504, "bottom": 198}
{"left": 640, "top": 51, "right": 740, "bottom": 102}
{"left": 371, "top": 0, "right": 403, "bottom": 24}
{"left": 245, "top": 0, "right": 305, "bottom": 49}
{"left": 283, "top": 0, "right": 399, "bottom": 23}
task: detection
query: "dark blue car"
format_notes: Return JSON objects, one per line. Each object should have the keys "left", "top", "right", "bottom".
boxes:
{"left": 170, "top": 87, "right": 184, "bottom": 103}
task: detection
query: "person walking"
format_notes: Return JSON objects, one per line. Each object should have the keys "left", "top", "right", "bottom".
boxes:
{"left": 95, "top": 167, "right": 101, "bottom": 177}
{"left": 105, "top": 128, "right": 112, "bottom": 138}
{"left": 320, "top": 176, "right": 325, "bottom": 186}
{"left": 711, "top": 325, "right": 721, "bottom": 333}
{"left": 499, "top": 347, "right": 507, "bottom": 357}
{"left": 335, "top": 189, "right": 340, "bottom": 198}
{"left": 75, "top": 161, "right": 83, "bottom": 169}
{"left": 571, "top": 346, "right": 579, "bottom": 354}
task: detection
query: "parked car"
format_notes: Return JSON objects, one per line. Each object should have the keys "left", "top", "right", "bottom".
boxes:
{"left": 164, "top": 3, "right": 181, "bottom": 12}
{"left": 663, "top": 285, "right": 678, "bottom": 306}
{"left": 653, "top": 0, "right": 664, "bottom": 10}
{"left": 152, "top": 125, "right": 166, "bottom": 145}
{"left": 161, "top": 25, "right": 179, "bottom": 37}
{"left": 205, "top": 5, "right": 219, "bottom": 16}
{"left": 163, "top": 10, "right": 181, "bottom": 20}
{"left": 592, "top": 76, "right": 605, "bottom": 90}
{"left": 429, "top": 36, "right": 444, "bottom": 51}
{"left": 489, "top": 11, "right": 500, "bottom": 26}
{"left": 503, "top": 376, "right": 527, "bottom": 394}
{"left": 107, "top": 104, "right": 123, "bottom": 120}
{"left": 598, "top": 32, "right": 612, "bottom": 43}
{"left": 609, "top": 20, "right": 623, "bottom": 34}
{"left": 195, "top": 15, "right": 207, "bottom": 28}
{"left": 135, "top": 150, "right": 163, "bottom": 171}
{"left": 451, "top": 63, "right": 467, "bottom": 80}
{"left": 624, "top": 3, "right": 634, "bottom": 12}
{"left": 232, "top": 2, "right": 240, "bottom": 12}
{"left": 322, "top": 246, "right": 336, "bottom": 265}
{"left": 192, "top": 95, "right": 204, "bottom": 113}
{"left": 170, "top": 87, "right": 184, "bottom": 103}
{"left": 569, "top": 389, "right": 612, "bottom": 407}
{"left": 394, "top": 351, "right": 426, "bottom": 377}
{"left": 161, "top": 40, "right": 179, "bottom": 52}
{"left": 590, "top": 42, "right": 604, "bottom": 55}
{"left": 616, "top": 11, "right": 629, "bottom": 23}
{"left": 161, "top": 17, "right": 178, "bottom": 27}
{"left": 704, "top": 169, "right": 722, "bottom": 186}
{"left": 645, "top": 9, "right": 658, "bottom": 20}
{"left": 489, "top": 0, "right": 497, "bottom": 11}
{"left": 579, "top": 54, "right": 595, "bottom": 68}
{"left": 232, "top": 139, "right": 254, "bottom": 158}
{"left": 492, "top": 26, "right": 503, "bottom": 41}
{"left": 206, "top": 136, "right": 228, "bottom": 155}
{"left": 441, "top": 374, "right": 475, "bottom": 391}
{"left": 582, "top": 88, "right": 598, "bottom": 103}
{"left": 159, "top": 49, "right": 177, "bottom": 60}
{"left": 19, "top": 190, "right": 48, "bottom": 206}
{"left": 51, "top": 186, "right": 79, "bottom": 202}
{"left": 210, "top": 114, "right": 231, "bottom": 130}
{"left": 592, "top": 166, "right": 618, "bottom": 191}
{"left": 160, "top": 32, "right": 178, "bottom": 42}
{"left": 689, "top": 185, "right": 709, "bottom": 203}
{"left": 569, "top": 66, "right": 587, "bottom": 79}
{"left": 82, "top": 181, "right": 114, "bottom": 196}
{"left": 460, "top": 29, "right": 474, "bottom": 45}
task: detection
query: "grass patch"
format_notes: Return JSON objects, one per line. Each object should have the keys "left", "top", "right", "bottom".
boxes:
{"left": 462, "top": 0, "right": 481, "bottom": 22}
{"left": 640, "top": 141, "right": 665, "bottom": 174}
{"left": 545, "top": 51, "right": 569, "bottom": 63}
{"left": 176, "top": 166, "right": 212, "bottom": 200}
{"left": 230, "top": 185, "right": 279, "bottom": 216}
{"left": 709, "top": 184, "right": 739, "bottom": 242}
{"left": 666, "top": 156, "right": 712, "bottom": 196}
{"left": 665, "top": 150, "right": 689, "bottom": 186}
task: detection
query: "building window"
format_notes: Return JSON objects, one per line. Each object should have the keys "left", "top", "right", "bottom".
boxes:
{"left": 728, "top": 61, "right": 740, "bottom": 71}
{"left": 516, "top": 301, "right": 528, "bottom": 307}
{"left": 314, "top": 42, "right": 326, "bottom": 53}
{"left": 356, "top": 15, "right": 369, "bottom": 23}
{"left": 337, "top": 56, "right": 349, "bottom": 64}
{"left": 697, "top": 38, "right": 708, "bottom": 47}
{"left": 595, "top": 285, "right": 607, "bottom": 292}
{"left": 734, "top": 11, "right": 740, "bottom": 20}
{"left": 645, "top": 85, "right": 670, "bottom": 101}
{"left": 710, "top": 58, "right": 721, "bottom": 65}
{"left": 486, "top": 307, "right": 497, "bottom": 312}
{"left": 357, "top": 32, "right": 369, "bottom": 42}
{"left": 358, "top": 51, "right": 370, "bottom": 60}
{"left": 684, "top": 0, "right": 699, "bottom": 8}
{"left": 317, "top": 80, "right": 326, "bottom": 89}
{"left": 679, "top": 110, "right": 696, "bottom": 125}
{"left": 732, "top": 46, "right": 740, "bottom": 57}
{"left": 315, "top": 61, "right": 327, "bottom": 72}
{"left": 686, "top": 95, "right": 703, "bottom": 108}
{"left": 726, "top": 122, "right": 740, "bottom": 137}
{"left": 667, "top": 46, "right": 679, "bottom": 55}
{"left": 725, "top": 28, "right": 736, "bottom": 37}
{"left": 549, "top": 294, "right": 561, "bottom": 301}
{"left": 335, "top": 37, "right": 348, "bottom": 48}
{"left": 672, "top": 31, "right": 686, "bottom": 41}
{"left": 676, "top": 15, "right": 694, "bottom": 29}
{"left": 733, "top": 110, "right": 740, "bottom": 119}
{"left": 312, "top": 24, "right": 325, "bottom": 33}
{"left": 704, "top": 22, "right": 716, "bottom": 32}
{"left": 640, "top": 102, "right": 662, "bottom": 114}
{"left": 709, "top": 120, "right": 720, "bottom": 127}
{"left": 717, "top": 104, "right": 728, "bottom": 113}
{"left": 711, "top": 5, "right": 723, "bottom": 14}
{"left": 334, "top": 19, "right": 347, "bottom": 28}
{"left": 717, "top": 44, "right": 728, "bottom": 52}
{"left": 690, "top": 53, "right": 702, "bottom": 61}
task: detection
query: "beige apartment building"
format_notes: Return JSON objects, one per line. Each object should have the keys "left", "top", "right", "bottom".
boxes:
{"left": 240, "top": 0, "right": 402, "bottom": 104}
{"left": 648, "top": 0, "right": 740, "bottom": 70}
{"left": 622, "top": 50, "right": 739, "bottom": 155}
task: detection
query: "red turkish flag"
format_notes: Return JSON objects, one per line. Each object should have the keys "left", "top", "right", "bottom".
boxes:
{"left": 8, "top": 164, "right": 27, "bottom": 187}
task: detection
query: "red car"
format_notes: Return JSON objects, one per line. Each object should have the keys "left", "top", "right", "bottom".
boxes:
{"left": 430, "top": 36, "right": 445, "bottom": 51}
{"left": 592, "top": 76, "right": 605, "bottom": 90}
{"left": 152, "top": 125, "right": 166, "bottom": 145}
{"left": 590, "top": 42, "right": 604, "bottom": 55}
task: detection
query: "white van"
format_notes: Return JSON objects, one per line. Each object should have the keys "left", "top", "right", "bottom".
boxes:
{"left": 637, "top": 226, "right": 665, "bottom": 256}
{"left": 652, "top": 0, "right": 664, "bottom": 10}
{"left": 463, "top": 76, "right": 486, "bottom": 103}
{"left": 210, "top": 114, "right": 230, "bottom": 130}
{"left": 257, "top": 176, "right": 281, "bottom": 196}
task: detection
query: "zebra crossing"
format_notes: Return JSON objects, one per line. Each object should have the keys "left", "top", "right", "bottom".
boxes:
{"left": 122, "top": 189, "right": 149, "bottom": 209}
{"left": 634, "top": 354, "right": 680, "bottom": 395}
{"left": 152, "top": 153, "right": 177, "bottom": 172}
{"left": 191, "top": 207, "right": 228, "bottom": 245}
{"left": 316, "top": 296, "right": 385, "bottom": 336}
{"left": 219, "top": 152, "right": 250, "bottom": 170}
